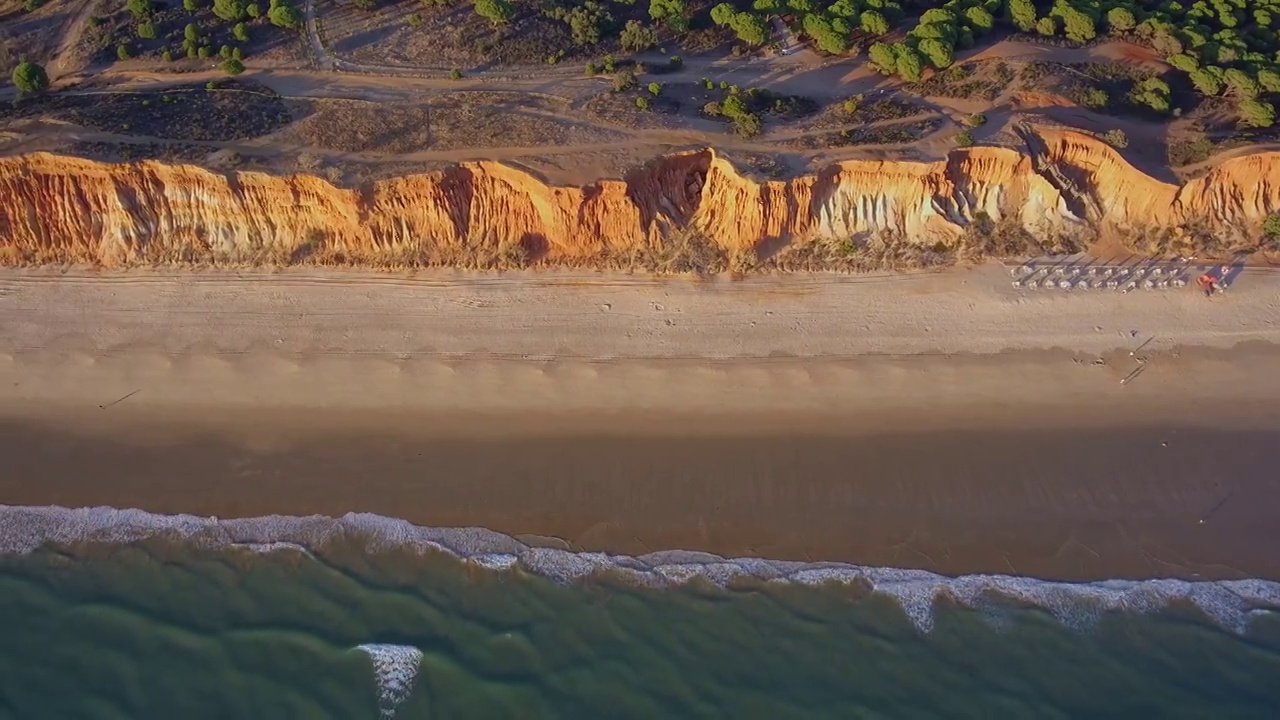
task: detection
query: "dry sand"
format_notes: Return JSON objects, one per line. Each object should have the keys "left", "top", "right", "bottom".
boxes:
{"left": 2, "top": 264, "right": 1280, "bottom": 581}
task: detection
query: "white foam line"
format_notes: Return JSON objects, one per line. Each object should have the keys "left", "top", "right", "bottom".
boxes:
{"left": 2, "top": 505, "right": 1277, "bottom": 634}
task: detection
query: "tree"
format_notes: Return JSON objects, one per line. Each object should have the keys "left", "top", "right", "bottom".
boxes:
{"left": 1224, "top": 68, "right": 1258, "bottom": 98}
{"left": 1259, "top": 68, "right": 1280, "bottom": 93}
{"left": 868, "top": 41, "right": 897, "bottom": 73}
{"left": 649, "top": 0, "right": 688, "bottom": 31}
{"left": 184, "top": 23, "right": 202, "bottom": 43}
{"left": 1105, "top": 7, "right": 1136, "bottom": 32}
{"left": 893, "top": 42, "right": 923, "bottom": 81}
{"left": 620, "top": 20, "right": 657, "bottom": 51}
{"left": 966, "top": 113, "right": 986, "bottom": 127}
{"left": 183, "top": 0, "right": 201, "bottom": 9}
{"left": 246, "top": 3, "right": 260, "bottom": 16}
{"left": 965, "top": 6, "right": 994, "bottom": 33}
{"left": 221, "top": 58, "right": 245, "bottom": 75}
{"left": 1190, "top": 66, "right": 1224, "bottom": 95}
{"left": 117, "top": 43, "right": 133, "bottom": 60}
{"left": 137, "top": 21, "right": 157, "bottom": 39}
{"left": 1035, "top": 16, "right": 1057, "bottom": 36}
{"left": 474, "top": 0, "right": 513, "bottom": 24}
{"left": 860, "top": 9, "right": 889, "bottom": 35}
{"left": 1239, "top": 98, "right": 1276, "bottom": 127}
{"left": 917, "top": 38, "right": 953, "bottom": 69}
{"left": 918, "top": 8, "right": 954, "bottom": 25}
{"left": 1129, "top": 77, "right": 1171, "bottom": 112}
{"left": 1167, "top": 53, "right": 1198, "bottom": 72}
{"left": 233, "top": 22, "right": 250, "bottom": 43}
{"left": 1102, "top": 128, "right": 1128, "bottom": 148}
{"left": 827, "top": 0, "right": 857, "bottom": 17}
{"left": 710, "top": 2, "right": 735, "bottom": 26}
{"left": 1051, "top": 0, "right": 1095, "bottom": 43}
{"left": 803, "top": 14, "right": 848, "bottom": 55}
{"left": 450, "top": 67, "right": 463, "bottom": 80}
{"left": 268, "top": 2, "right": 303, "bottom": 29}
{"left": 10, "top": 61, "right": 49, "bottom": 94}
{"left": 1009, "top": 0, "right": 1037, "bottom": 32}
{"left": 126, "top": 0, "right": 152, "bottom": 18}
{"left": 213, "top": 0, "right": 247, "bottom": 21}
{"left": 728, "top": 11, "right": 768, "bottom": 45}
{"left": 636, "top": 96, "right": 650, "bottom": 110}
{"left": 955, "top": 130, "right": 975, "bottom": 146}
{"left": 648, "top": 81, "right": 662, "bottom": 95}
{"left": 753, "top": 0, "right": 782, "bottom": 10}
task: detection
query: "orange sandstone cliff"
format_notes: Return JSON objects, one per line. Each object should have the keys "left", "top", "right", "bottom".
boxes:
{"left": 2, "top": 129, "right": 1278, "bottom": 267}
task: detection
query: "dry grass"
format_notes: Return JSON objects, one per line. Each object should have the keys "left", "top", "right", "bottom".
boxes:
{"left": 763, "top": 233, "right": 953, "bottom": 273}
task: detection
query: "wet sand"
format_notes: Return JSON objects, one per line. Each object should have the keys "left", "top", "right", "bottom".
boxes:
{"left": 2, "top": 266, "right": 1280, "bottom": 581}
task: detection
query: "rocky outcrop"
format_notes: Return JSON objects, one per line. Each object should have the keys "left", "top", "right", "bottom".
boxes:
{"left": 1, "top": 129, "right": 1276, "bottom": 267}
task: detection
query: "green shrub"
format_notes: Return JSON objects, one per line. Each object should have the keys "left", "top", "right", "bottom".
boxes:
{"left": 183, "top": 0, "right": 201, "bottom": 9}
{"left": 473, "top": 0, "right": 513, "bottom": 24}
{"left": 161, "top": 48, "right": 174, "bottom": 62}
{"left": 268, "top": 3, "right": 302, "bottom": 28}
{"left": 137, "top": 21, "right": 157, "bottom": 39}
{"left": 585, "top": 62, "right": 597, "bottom": 76}
{"left": 955, "top": 130, "right": 975, "bottom": 147}
{"left": 965, "top": 113, "right": 986, "bottom": 127}
{"left": 233, "top": 22, "right": 250, "bottom": 43}
{"left": 635, "top": 96, "right": 650, "bottom": 110}
{"left": 220, "top": 58, "right": 245, "bottom": 75}
{"left": 450, "top": 67, "right": 462, "bottom": 80}
{"left": 647, "top": 81, "right": 662, "bottom": 96}
{"left": 1102, "top": 128, "right": 1128, "bottom": 148}
{"left": 117, "top": 43, "right": 133, "bottom": 60}
{"left": 126, "top": 0, "right": 152, "bottom": 18}
{"left": 1263, "top": 214, "right": 1280, "bottom": 239}
{"left": 213, "top": 0, "right": 246, "bottom": 21}
{"left": 10, "top": 61, "right": 49, "bottom": 94}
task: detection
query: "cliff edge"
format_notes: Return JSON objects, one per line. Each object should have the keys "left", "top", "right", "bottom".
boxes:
{"left": 2, "top": 129, "right": 1278, "bottom": 268}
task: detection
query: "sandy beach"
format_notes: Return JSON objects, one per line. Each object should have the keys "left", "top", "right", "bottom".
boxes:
{"left": 2, "top": 264, "right": 1280, "bottom": 582}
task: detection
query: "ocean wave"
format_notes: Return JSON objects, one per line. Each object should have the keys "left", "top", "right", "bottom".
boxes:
{"left": 2, "top": 505, "right": 1277, "bottom": 634}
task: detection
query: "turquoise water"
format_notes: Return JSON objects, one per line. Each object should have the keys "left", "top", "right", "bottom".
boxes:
{"left": 2, "top": 511, "right": 1280, "bottom": 719}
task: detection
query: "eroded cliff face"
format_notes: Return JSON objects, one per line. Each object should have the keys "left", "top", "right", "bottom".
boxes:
{"left": 1, "top": 129, "right": 1276, "bottom": 268}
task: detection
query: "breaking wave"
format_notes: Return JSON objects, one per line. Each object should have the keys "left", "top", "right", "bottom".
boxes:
{"left": 354, "top": 644, "right": 424, "bottom": 719}
{"left": 2, "top": 505, "right": 1277, "bottom": 634}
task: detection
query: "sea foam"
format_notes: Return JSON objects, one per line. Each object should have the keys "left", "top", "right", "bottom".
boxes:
{"left": 2, "top": 504, "right": 1277, "bottom": 634}
{"left": 354, "top": 644, "right": 424, "bottom": 719}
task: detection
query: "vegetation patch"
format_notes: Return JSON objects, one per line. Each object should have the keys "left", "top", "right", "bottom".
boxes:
{"left": 785, "top": 118, "right": 944, "bottom": 149}
{"left": 2, "top": 80, "right": 292, "bottom": 141}
{"left": 904, "top": 61, "right": 1015, "bottom": 101}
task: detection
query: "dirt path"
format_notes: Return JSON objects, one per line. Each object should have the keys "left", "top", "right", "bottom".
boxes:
{"left": 48, "top": 0, "right": 98, "bottom": 80}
